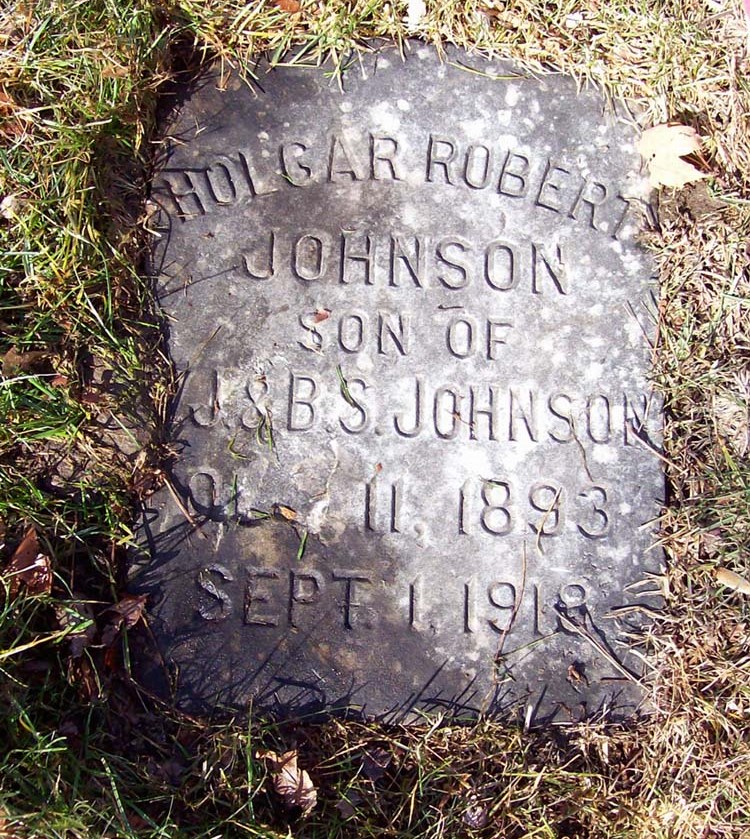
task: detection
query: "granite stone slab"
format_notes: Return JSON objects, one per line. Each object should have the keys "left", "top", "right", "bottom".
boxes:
{"left": 132, "top": 42, "right": 663, "bottom": 722}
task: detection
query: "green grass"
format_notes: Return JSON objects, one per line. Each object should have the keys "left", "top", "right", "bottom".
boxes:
{"left": 1, "top": 0, "right": 749, "bottom": 836}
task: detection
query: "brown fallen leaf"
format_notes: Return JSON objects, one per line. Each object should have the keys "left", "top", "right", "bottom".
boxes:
{"left": 100, "top": 593, "right": 147, "bottom": 646}
{"left": 0, "top": 89, "right": 25, "bottom": 138}
{"left": 273, "top": 0, "right": 302, "bottom": 11}
{"left": 2, "top": 347, "right": 47, "bottom": 377}
{"left": 257, "top": 749, "right": 317, "bottom": 815}
{"left": 716, "top": 567, "right": 750, "bottom": 595}
{"left": 5, "top": 527, "right": 52, "bottom": 597}
{"left": 362, "top": 745, "right": 391, "bottom": 782}
{"left": 637, "top": 124, "right": 708, "bottom": 189}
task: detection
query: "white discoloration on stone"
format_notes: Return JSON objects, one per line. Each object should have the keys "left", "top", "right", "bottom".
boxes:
{"left": 505, "top": 85, "right": 520, "bottom": 106}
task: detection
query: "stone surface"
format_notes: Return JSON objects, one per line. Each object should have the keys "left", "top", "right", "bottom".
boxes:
{"left": 132, "top": 42, "right": 663, "bottom": 721}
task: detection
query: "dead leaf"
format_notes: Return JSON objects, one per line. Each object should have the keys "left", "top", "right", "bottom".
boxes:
{"left": 100, "top": 593, "right": 147, "bottom": 646}
{"left": 0, "top": 194, "right": 22, "bottom": 220}
{"left": 273, "top": 0, "right": 301, "bottom": 12}
{"left": 275, "top": 504, "right": 297, "bottom": 521}
{"left": 335, "top": 791, "right": 363, "bottom": 819}
{"left": 257, "top": 749, "right": 317, "bottom": 815}
{"left": 716, "top": 567, "right": 750, "bottom": 595}
{"left": 2, "top": 347, "right": 47, "bottom": 377}
{"left": 68, "top": 655, "right": 99, "bottom": 701}
{"left": 54, "top": 601, "right": 96, "bottom": 658}
{"left": 362, "top": 746, "right": 391, "bottom": 782}
{"left": 0, "top": 89, "right": 25, "bottom": 138}
{"left": 462, "top": 796, "right": 489, "bottom": 829}
{"left": 50, "top": 374, "right": 69, "bottom": 387}
{"left": 5, "top": 527, "right": 52, "bottom": 597}
{"left": 637, "top": 124, "right": 708, "bottom": 189}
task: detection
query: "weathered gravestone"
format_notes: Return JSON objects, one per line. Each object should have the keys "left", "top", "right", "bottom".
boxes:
{"left": 132, "top": 42, "right": 663, "bottom": 721}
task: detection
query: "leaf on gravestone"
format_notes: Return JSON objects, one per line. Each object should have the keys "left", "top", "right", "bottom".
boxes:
{"left": 100, "top": 593, "right": 147, "bottom": 646}
{"left": 313, "top": 308, "right": 330, "bottom": 323}
{"left": 637, "top": 124, "right": 708, "bottom": 189}
{"left": 5, "top": 527, "right": 52, "bottom": 597}
{"left": 716, "top": 567, "right": 750, "bottom": 595}
{"left": 257, "top": 749, "right": 317, "bottom": 815}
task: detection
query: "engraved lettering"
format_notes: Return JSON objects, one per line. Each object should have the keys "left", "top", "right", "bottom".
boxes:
{"left": 569, "top": 179, "right": 608, "bottom": 230}
{"left": 487, "top": 581, "right": 516, "bottom": 632}
{"left": 577, "top": 486, "right": 610, "bottom": 539}
{"left": 370, "top": 134, "right": 402, "bottom": 180}
{"left": 341, "top": 232, "right": 375, "bottom": 285}
{"left": 158, "top": 170, "right": 206, "bottom": 219}
{"left": 280, "top": 141, "right": 313, "bottom": 186}
{"left": 446, "top": 316, "right": 476, "bottom": 358}
{"left": 242, "top": 231, "right": 275, "bottom": 279}
{"left": 288, "top": 372, "right": 318, "bottom": 431}
{"left": 469, "top": 385, "right": 499, "bottom": 441}
{"left": 463, "top": 143, "right": 492, "bottom": 189}
{"left": 292, "top": 233, "right": 327, "bottom": 281}
{"left": 586, "top": 394, "right": 612, "bottom": 443}
{"left": 486, "top": 319, "right": 512, "bottom": 358}
{"left": 536, "top": 160, "right": 573, "bottom": 213}
{"left": 394, "top": 376, "right": 423, "bottom": 437}
{"left": 332, "top": 570, "right": 371, "bottom": 629}
{"left": 378, "top": 312, "right": 410, "bottom": 355}
{"left": 560, "top": 583, "right": 587, "bottom": 610}
{"left": 547, "top": 393, "right": 574, "bottom": 443}
{"left": 288, "top": 571, "right": 323, "bottom": 627}
{"left": 329, "top": 134, "right": 365, "bottom": 181}
{"left": 464, "top": 578, "right": 477, "bottom": 633}
{"left": 390, "top": 236, "right": 425, "bottom": 287}
{"left": 188, "top": 470, "right": 220, "bottom": 516}
{"left": 197, "top": 564, "right": 233, "bottom": 621}
{"left": 435, "top": 237, "right": 471, "bottom": 289}
{"left": 481, "top": 480, "right": 512, "bottom": 536}
{"left": 509, "top": 389, "right": 538, "bottom": 441}
{"left": 365, "top": 478, "right": 402, "bottom": 532}
{"left": 485, "top": 241, "right": 518, "bottom": 291}
{"left": 624, "top": 392, "right": 649, "bottom": 445}
{"left": 528, "top": 483, "right": 562, "bottom": 536}
{"left": 188, "top": 369, "right": 219, "bottom": 427}
{"left": 238, "top": 151, "right": 277, "bottom": 197}
{"left": 245, "top": 568, "right": 280, "bottom": 627}
{"left": 338, "top": 312, "right": 366, "bottom": 352}
{"left": 434, "top": 386, "right": 462, "bottom": 439}
{"left": 409, "top": 575, "right": 423, "bottom": 630}
{"left": 497, "top": 151, "right": 529, "bottom": 197}
{"left": 298, "top": 311, "right": 324, "bottom": 351}
{"left": 205, "top": 161, "right": 237, "bottom": 204}
{"left": 339, "top": 377, "right": 369, "bottom": 434}
{"left": 426, "top": 134, "right": 457, "bottom": 184}
{"left": 531, "top": 243, "right": 567, "bottom": 294}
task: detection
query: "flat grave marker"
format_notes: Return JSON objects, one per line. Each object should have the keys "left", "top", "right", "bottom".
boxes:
{"left": 133, "top": 43, "right": 663, "bottom": 721}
